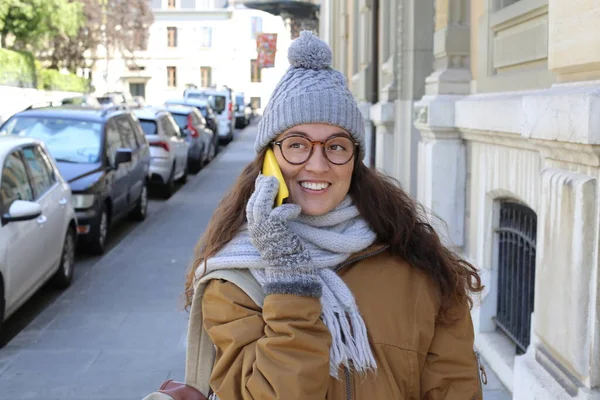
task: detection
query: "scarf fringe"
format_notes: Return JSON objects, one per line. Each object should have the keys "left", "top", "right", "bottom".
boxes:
{"left": 322, "top": 308, "right": 348, "bottom": 378}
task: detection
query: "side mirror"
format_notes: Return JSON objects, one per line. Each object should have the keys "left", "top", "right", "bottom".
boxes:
{"left": 115, "top": 148, "right": 132, "bottom": 166}
{"left": 180, "top": 128, "right": 188, "bottom": 137}
{"left": 1, "top": 200, "right": 42, "bottom": 225}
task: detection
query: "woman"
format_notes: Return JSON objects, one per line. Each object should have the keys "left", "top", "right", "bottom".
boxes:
{"left": 185, "top": 31, "right": 485, "bottom": 400}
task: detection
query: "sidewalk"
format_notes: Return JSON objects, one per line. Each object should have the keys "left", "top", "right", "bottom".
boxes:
{"left": 0, "top": 122, "right": 510, "bottom": 399}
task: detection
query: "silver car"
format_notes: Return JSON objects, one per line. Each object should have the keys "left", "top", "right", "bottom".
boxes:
{"left": 165, "top": 104, "right": 216, "bottom": 173}
{"left": 134, "top": 108, "right": 189, "bottom": 198}
{"left": 0, "top": 136, "right": 77, "bottom": 333}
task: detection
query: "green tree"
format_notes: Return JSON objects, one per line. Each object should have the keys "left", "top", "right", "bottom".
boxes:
{"left": 41, "top": 0, "right": 153, "bottom": 72}
{"left": 0, "top": 0, "right": 83, "bottom": 50}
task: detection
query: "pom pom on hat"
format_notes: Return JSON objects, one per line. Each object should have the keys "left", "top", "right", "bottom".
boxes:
{"left": 287, "top": 31, "right": 332, "bottom": 70}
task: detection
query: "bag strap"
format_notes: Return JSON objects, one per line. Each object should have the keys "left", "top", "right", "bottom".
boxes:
{"left": 185, "top": 269, "right": 265, "bottom": 396}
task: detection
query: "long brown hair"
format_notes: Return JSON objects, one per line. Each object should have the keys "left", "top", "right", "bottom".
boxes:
{"left": 184, "top": 150, "right": 483, "bottom": 322}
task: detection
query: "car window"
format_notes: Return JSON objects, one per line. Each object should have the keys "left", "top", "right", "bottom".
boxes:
{"left": 211, "top": 95, "right": 226, "bottom": 114}
{"left": 105, "top": 119, "right": 124, "bottom": 165}
{"left": 1, "top": 152, "right": 35, "bottom": 213}
{"left": 161, "top": 115, "right": 180, "bottom": 138}
{"left": 170, "top": 113, "right": 188, "bottom": 131}
{"left": 192, "top": 110, "right": 206, "bottom": 126}
{"left": 115, "top": 116, "right": 137, "bottom": 149}
{"left": 167, "top": 114, "right": 182, "bottom": 137}
{"left": 2, "top": 116, "right": 102, "bottom": 163}
{"left": 139, "top": 119, "right": 158, "bottom": 136}
{"left": 21, "top": 146, "right": 56, "bottom": 198}
{"left": 191, "top": 106, "right": 207, "bottom": 118}
{"left": 130, "top": 115, "right": 147, "bottom": 147}
{"left": 159, "top": 117, "right": 174, "bottom": 138}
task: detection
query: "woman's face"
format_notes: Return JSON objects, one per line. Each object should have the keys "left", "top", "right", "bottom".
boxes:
{"left": 273, "top": 123, "right": 355, "bottom": 216}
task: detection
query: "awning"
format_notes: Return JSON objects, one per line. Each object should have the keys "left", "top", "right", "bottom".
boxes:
{"left": 242, "top": 0, "right": 319, "bottom": 20}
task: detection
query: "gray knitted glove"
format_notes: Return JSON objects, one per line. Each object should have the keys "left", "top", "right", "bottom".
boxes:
{"left": 246, "top": 174, "right": 322, "bottom": 298}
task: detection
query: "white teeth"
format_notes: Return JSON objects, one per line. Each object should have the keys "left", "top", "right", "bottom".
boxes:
{"left": 300, "top": 182, "right": 330, "bottom": 191}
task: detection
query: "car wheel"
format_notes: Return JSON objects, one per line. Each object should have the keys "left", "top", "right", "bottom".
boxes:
{"left": 209, "top": 143, "right": 217, "bottom": 161}
{"left": 51, "top": 227, "right": 76, "bottom": 289}
{"left": 128, "top": 182, "right": 148, "bottom": 221}
{"left": 190, "top": 159, "right": 202, "bottom": 174}
{"left": 163, "top": 164, "right": 176, "bottom": 199}
{"left": 88, "top": 206, "right": 109, "bottom": 255}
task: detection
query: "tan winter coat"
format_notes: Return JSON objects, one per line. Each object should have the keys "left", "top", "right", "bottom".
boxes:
{"left": 202, "top": 245, "right": 484, "bottom": 400}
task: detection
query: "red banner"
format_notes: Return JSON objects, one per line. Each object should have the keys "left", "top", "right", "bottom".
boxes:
{"left": 256, "top": 33, "right": 277, "bottom": 68}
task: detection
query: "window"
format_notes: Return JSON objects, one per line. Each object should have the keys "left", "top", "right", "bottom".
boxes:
{"left": 250, "top": 96, "right": 261, "bottom": 110}
{"left": 167, "top": 27, "right": 177, "bottom": 48}
{"left": 495, "top": 0, "right": 521, "bottom": 9}
{"left": 160, "top": 116, "right": 179, "bottom": 137}
{"left": 167, "top": 66, "right": 177, "bottom": 87}
{"left": 495, "top": 201, "right": 537, "bottom": 354}
{"left": 116, "top": 116, "right": 138, "bottom": 150}
{"left": 250, "top": 16, "right": 262, "bottom": 40}
{"left": 1, "top": 152, "right": 34, "bottom": 213}
{"left": 200, "top": 66, "right": 212, "bottom": 87}
{"left": 105, "top": 119, "right": 124, "bottom": 166}
{"left": 22, "top": 146, "right": 56, "bottom": 199}
{"left": 130, "top": 115, "right": 147, "bottom": 147}
{"left": 250, "top": 59, "right": 261, "bottom": 83}
{"left": 199, "top": 27, "right": 212, "bottom": 48}
{"left": 168, "top": 0, "right": 176, "bottom": 8}
{"left": 2, "top": 116, "right": 103, "bottom": 164}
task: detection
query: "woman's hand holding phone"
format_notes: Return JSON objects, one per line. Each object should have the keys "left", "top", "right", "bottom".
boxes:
{"left": 262, "top": 148, "right": 289, "bottom": 206}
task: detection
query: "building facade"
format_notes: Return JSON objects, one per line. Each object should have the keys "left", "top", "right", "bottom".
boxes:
{"left": 322, "top": 0, "right": 600, "bottom": 398}
{"left": 90, "top": 0, "right": 292, "bottom": 110}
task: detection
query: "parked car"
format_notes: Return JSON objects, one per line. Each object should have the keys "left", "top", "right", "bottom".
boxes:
{"left": 96, "top": 94, "right": 128, "bottom": 110}
{"left": 165, "top": 98, "right": 220, "bottom": 146}
{"left": 133, "top": 108, "right": 189, "bottom": 197}
{"left": 60, "top": 95, "right": 101, "bottom": 108}
{"left": 234, "top": 93, "right": 252, "bottom": 129}
{"left": 183, "top": 87, "right": 235, "bottom": 143}
{"left": 165, "top": 104, "right": 217, "bottom": 172}
{"left": 131, "top": 96, "right": 146, "bottom": 109}
{"left": 0, "top": 136, "right": 77, "bottom": 333}
{"left": 0, "top": 106, "right": 150, "bottom": 254}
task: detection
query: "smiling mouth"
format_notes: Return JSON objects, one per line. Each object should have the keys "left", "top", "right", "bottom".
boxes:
{"left": 299, "top": 181, "right": 331, "bottom": 191}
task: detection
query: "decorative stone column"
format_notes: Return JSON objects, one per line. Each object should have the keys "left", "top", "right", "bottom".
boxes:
{"left": 414, "top": 0, "right": 470, "bottom": 247}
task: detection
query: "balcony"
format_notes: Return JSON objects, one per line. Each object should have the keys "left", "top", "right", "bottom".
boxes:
{"left": 242, "top": 0, "right": 319, "bottom": 20}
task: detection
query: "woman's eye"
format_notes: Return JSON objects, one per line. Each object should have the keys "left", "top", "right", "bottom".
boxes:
{"left": 328, "top": 144, "right": 345, "bottom": 151}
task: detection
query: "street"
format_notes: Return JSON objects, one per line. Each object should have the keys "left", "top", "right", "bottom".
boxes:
{"left": 0, "top": 122, "right": 510, "bottom": 399}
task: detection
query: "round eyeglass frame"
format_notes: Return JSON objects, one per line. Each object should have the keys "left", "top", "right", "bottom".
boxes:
{"left": 271, "top": 134, "right": 359, "bottom": 166}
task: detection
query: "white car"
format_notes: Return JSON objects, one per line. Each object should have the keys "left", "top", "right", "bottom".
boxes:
{"left": 0, "top": 136, "right": 77, "bottom": 333}
{"left": 134, "top": 108, "right": 189, "bottom": 198}
{"left": 183, "top": 87, "right": 235, "bottom": 144}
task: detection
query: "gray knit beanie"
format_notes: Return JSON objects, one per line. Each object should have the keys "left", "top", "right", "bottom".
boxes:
{"left": 255, "top": 31, "right": 365, "bottom": 159}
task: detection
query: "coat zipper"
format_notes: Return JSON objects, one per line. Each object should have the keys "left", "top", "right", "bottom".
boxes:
{"left": 343, "top": 366, "right": 352, "bottom": 400}
{"left": 475, "top": 351, "right": 487, "bottom": 399}
{"left": 336, "top": 246, "right": 389, "bottom": 400}
{"left": 334, "top": 245, "right": 390, "bottom": 273}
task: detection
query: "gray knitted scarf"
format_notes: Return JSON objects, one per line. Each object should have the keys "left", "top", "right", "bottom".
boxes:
{"left": 202, "top": 196, "right": 378, "bottom": 377}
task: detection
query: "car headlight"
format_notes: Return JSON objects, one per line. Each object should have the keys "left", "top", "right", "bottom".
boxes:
{"left": 71, "top": 194, "right": 95, "bottom": 209}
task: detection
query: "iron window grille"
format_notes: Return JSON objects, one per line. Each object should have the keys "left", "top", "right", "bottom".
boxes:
{"left": 494, "top": 200, "right": 537, "bottom": 354}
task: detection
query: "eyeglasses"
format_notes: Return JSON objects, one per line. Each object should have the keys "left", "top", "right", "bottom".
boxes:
{"left": 272, "top": 135, "right": 359, "bottom": 165}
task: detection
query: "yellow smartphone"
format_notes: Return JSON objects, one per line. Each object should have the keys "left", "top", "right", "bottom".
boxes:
{"left": 262, "top": 148, "right": 289, "bottom": 206}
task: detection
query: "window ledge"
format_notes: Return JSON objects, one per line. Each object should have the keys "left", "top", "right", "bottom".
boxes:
{"left": 491, "top": 0, "right": 548, "bottom": 31}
